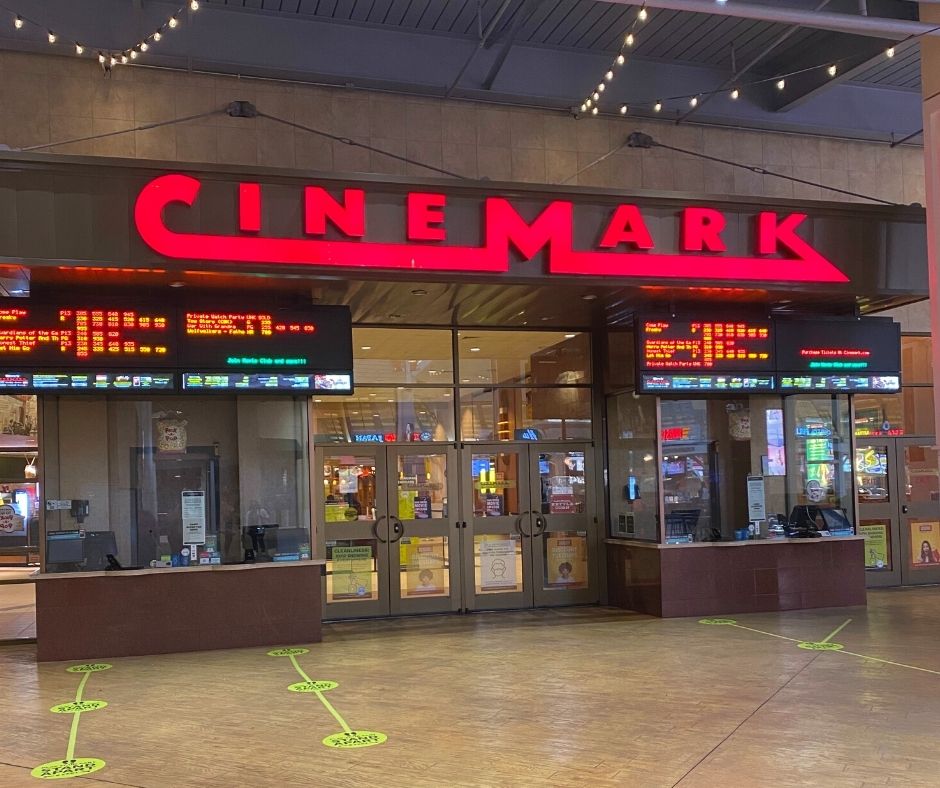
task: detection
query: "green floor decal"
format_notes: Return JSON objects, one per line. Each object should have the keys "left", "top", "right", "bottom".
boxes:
{"left": 268, "top": 647, "right": 387, "bottom": 749}
{"left": 31, "top": 663, "right": 111, "bottom": 780}
{"left": 699, "top": 617, "right": 940, "bottom": 675}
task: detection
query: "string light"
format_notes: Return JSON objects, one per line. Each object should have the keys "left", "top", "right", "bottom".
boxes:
{"left": 625, "top": 33, "right": 635, "bottom": 46}
{"left": 730, "top": 88, "right": 739, "bottom": 100}
{"left": 580, "top": 102, "right": 587, "bottom": 112}
{"left": 653, "top": 100, "right": 662, "bottom": 112}
{"left": 597, "top": 83, "right": 605, "bottom": 93}
{"left": 886, "top": 46, "right": 895, "bottom": 58}
{"left": 605, "top": 70, "right": 614, "bottom": 81}
{"left": 592, "top": 91, "right": 600, "bottom": 101}
{"left": 616, "top": 53, "right": 625, "bottom": 65}
{"left": 827, "top": 64, "right": 837, "bottom": 77}
{"left": 619, "top": 105, "right": 628, "bottom": 114}
{"left": 638, "top": 6, "right": 648, "bottom": 21}
{"left": 776, "top": 79, "right": 786, "bottom": 90}
{"left": 4, "top": 3, "right": 198, "bottom": 70}
{"left": 591, "top": 107, "right": 598, "bottom": 115}
{"left": 689, "top": 96, "right": 698, "bottom": 107}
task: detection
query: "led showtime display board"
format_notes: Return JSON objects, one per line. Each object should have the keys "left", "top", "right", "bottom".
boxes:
{"left": 637, "top": 315, "right": 900, "bottom": 393}
{"left": 0, "top": 301, "right": 353, "bottom": 393}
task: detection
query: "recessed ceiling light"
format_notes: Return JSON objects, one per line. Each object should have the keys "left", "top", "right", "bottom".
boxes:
{"left": 372, "top": 413, "right": 380, "bottom": 417}
{"left": 314, "top": 399, "right": 322, "bottom": 403}
{"left": 351, "top": 410, "right": 359, "bottom": 415}
{"left": 369, "top": 392, "right": 376, "bottom": 396}
{"left": 582, "top": 294, "right": 597, "bottom": 301}
{"left": 169, "top": 281, "right": 185, "bottom": 288}
{"left": 470, "top": 347, "right": 480, "bottom": 352}
{"left": 565, "top": 333, "right": 576, "bottom": 339}
{"left": 360, "top": 346, "right": 371, "bottom": 350}
{"left": 411, "top": 288, "right": 428, "bottom": 296}
{"left": 541, "top": 317, "right": 552, "bottom": 321}
{"left": 461, "top": 379, "right": 470, "bottom": 383}
{"left": 387, "top": 399, "right": 394, "bottom": 403}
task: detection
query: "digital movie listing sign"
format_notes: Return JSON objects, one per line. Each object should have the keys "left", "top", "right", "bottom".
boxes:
{"left": 636, "top": 316, "right": 900, "bottom": 393}
{"left": 0, "top": 302, "right": 353, "bottom": 393}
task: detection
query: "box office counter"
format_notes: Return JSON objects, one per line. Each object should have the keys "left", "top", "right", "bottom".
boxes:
{"left": 34, "top": 559, "right": 326, "bottom": 662}
{"left": 606, "top": 536, "right": 866, "bottom": 618}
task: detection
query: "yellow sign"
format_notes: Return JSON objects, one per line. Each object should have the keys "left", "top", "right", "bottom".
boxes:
{"left": 859, "top": 523, "right": 890, "bottom": 569}
{"left": 544, "top": 533, "right": 588, "bottom": 589}
{"left": 910, "top": 521, "right": 940, "bottom": 568}
{"left": 323, "top": 731, "right": 388, "bottom": 748}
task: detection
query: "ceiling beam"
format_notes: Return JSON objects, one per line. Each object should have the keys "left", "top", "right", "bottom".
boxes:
{"left": 627, "top": 0, "right": 929, "bottom": 39}
{"left": 482, "top": 0, "right": 542, "bottom": 91}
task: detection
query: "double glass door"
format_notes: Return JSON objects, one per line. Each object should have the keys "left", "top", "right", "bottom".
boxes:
{"left": 461, "top": 443, "right": 597, "bottom": 610}
{"left": 317, "top": 445, "right": 459, "bottom": 618}
{"left": 856, "top": 438, "right": 940, "bottom": 587}
{"left": 316, "top": 442, "right": 598, "bottom": 618}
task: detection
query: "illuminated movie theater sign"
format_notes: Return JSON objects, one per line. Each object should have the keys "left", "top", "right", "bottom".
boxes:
{"left": 135, "top": 174, "right": 849, "bottom": 285}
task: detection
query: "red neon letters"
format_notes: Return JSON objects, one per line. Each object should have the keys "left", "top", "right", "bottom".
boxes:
{"left": 133, "top": 174, "right": 849, "bottom": 284}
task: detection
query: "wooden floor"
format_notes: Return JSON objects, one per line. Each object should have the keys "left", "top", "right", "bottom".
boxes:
{"left": 3, "top": 589, "right": 940, "bottom": 786}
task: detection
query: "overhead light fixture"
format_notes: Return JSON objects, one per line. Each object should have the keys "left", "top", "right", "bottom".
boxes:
{"left": 591, "top": 107, "right": 599, "bottom": 115}
{"left": 620, "top": 105, "right": 628, "bottom": 114}
{"left": 469, "top": 347, "right": 481, "bottom": 352}
{"left": 168, "top": 16, "right": 179, "bottom": 28}
{"left": 75, "top": 43, "right": 84, "bottom": 54}
{"left": 582, "top": 294, "right": 598, "bottom": 301}
{"left": 689, "top": 96, "right": 698, "bottom": 107}
{"left": 130, "top": 49, "right": 138, "bottom": 59}
{"left": 153, "top": 31, "right": 162, "bottom": 41}
{"left": 730, "top": 88, "right": 739, "bottom": 100}
{"left": 616, "top": 54, "right": 625, "bottom": 65}
{"left": 597, "top": 83, "right": 605, "bottom": 93}
{"left": 190, "top": 0, "right": 200, "bottom": 9}
{"left": 47, "top": 30, "right": 56, "bottom": 43}
{"left": 564, "top": 333, "right": 577, "bottom": 339}
{"left": 625, "top": 33, "right": 635, "bottom": 46}
{"left": 605, "top": 70, "right": 614, "bottom": 81}
{"left": 140, "top": 41, "right": 149, "bottom": 51}
{"left": 827, "top": 64, "right": 837, "bottom": 77}
{"left": 14, "top": 16, "right": 23, "bottom": 29}
{"left": 360, "top": 345, "right": 372, "bottom": 350}
{"left": 776, "top": 79, "right": 786, "bottom": 90}
{"left": 638, "top": 7, "right": 648, "bottom": 21}
{"left": 886, "top": 46, "right": 895, "bottom": 58}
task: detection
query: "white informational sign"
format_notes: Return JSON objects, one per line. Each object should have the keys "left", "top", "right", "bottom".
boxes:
{"left": 0, "top": 504, "right": 20, "bottom": 534}
{"left": 45, "top": 499, "right": 73, "bottom": 511}
{"left": 479, "top": 538, "right": 517, "bottom": 590}
{"left": 746, "top": 475, "right": 766, "bottom": 522}
{"left": 181, "top": 490, "right": 206, "bottom": 545}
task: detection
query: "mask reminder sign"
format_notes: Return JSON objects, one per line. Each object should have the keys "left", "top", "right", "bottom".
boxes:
{"left": 181, "top": 490, "right": 206, "bottom": 544}
{"left": 746, "top": 475, "right": 766, "bottom": 522}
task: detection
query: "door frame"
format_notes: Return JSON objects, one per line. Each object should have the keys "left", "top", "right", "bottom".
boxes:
{"left": 855, "top": 439, "right": 902, "bottom": 587}
{"left": 897, "top": 437, "right": 940, "bottom": 586}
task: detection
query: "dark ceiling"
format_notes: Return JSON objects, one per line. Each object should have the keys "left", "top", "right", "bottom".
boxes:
{"left": 0, "top": 0, "right": 926, "bottom": 141}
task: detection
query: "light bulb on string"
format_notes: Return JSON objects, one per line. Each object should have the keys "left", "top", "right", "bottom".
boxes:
{"left": 47, "top": 31, "right": 56, "bottom": 43}
{"left": 153, "top": 31, "right": 162, "bottom": 41}
{"left": 585, "top": 98, "right": 593, "bottom": 108}
{"left": 190, "top": 0, "right": 200, "bottom": 9}
{"left": 168, "top": 17, "right": 179, "bottom": 28}
{"left": 827, "top": 64, "right": 837, "bottom": 77}
{"left": 597, "top": 83, "right": 605, "bottom": 93}
{"left": 592, "top": 91, "right": 600, "bottom": 101}
{"left": 591, "top": 107, "right": 598, "bottom": 115}
{"left": 109, "top": 56, "right": 117, "bottom": 66}
{"left": 689, "top": 96, "right": 698, "bottom": 107}
{"left": 619, "top": 105, "right": 628, "bottom": 115}
{"left": 776, "top": 79, "right": 785, "bottom": 90}
{"left": 730, "top": 88, "right": 739, "bottom": 100}
{"left": 616, "top": 53, "right": 625, "bottom": 65}
{"left": 97, "top": 52, "right": 105, "bottom": 64}
{"left": 130, "top": 49, "right": 138, "bottom": 59}
{"left": 605, "top": 70, "right": 614, "bottom": 81}
{"left": 886, "top": 47, "right": 895, "bottom": 58}
{"left": 75, "top": 43, "right": 84, "bottom": 54}
{"left": 625, "top": 33, "right": 634, "bottom": 46}
{"left": 120, "top": 54, "right": 128, "bottom": 64}
{"left": 580, "top": 102, "right": 587, "bottom": 112}
{"left": 13, "top": 15, "right": 23, "bottom": 29}
{"left": 638, "top": 7, "right": 647, "bottom": 21}
{"left": 653, "top": 100, "right": 662, "bottom": 112}
{"left": 140, "top": 41, "right": 149, "bottom": 51}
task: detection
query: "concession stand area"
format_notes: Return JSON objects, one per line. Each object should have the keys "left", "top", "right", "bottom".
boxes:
{"left": 0, "top": 151, "right": 929, "bottom": 658}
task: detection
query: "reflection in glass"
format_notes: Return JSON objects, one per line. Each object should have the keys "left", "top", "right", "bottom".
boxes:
{"left": 457, "top": 330, "right": 590, "bottom": 385}
{"left": 855, "top": 445, "right": 891, "bottom": 503}
{"left": 606, "top": 393, "right": 658, "bottom": 541}
{"left": 473, "top": 533, "right": 523, "bottom": 594}
{"left": 313, "top": 387, "right": 455, "bottom": 444}
{"left": 399, "top": 536, "right": 449, "bottom": 598}
{"left": 353, "top": 328, "right": 454, "bottom": 384}
{"left": 470, "top": 452, "right": 521, "bottom": 516}
{"left": 537, "top": 452, "right": 586, "bottom": 515}
{"left": 901, "top": 335, "right": 933, "bottom": 385}
{"left": 323, "top": 455, "right": 376, "bottom": 522}
{"left": 542, "top": 530, "right": 588, "bottom": 590}
{"left": 326, "top": 539, "right": 378, "bottom": 602}
{"left": 459, "top": 387, "right": 591, "bottom": 441}
{"left": 904, "top": 445, "right": 940, "bottom": 504}
{"left": 396, "top": 453, "right": 447, "bottom": 519}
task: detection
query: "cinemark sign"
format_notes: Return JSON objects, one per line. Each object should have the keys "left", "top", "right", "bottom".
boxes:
{"left": 134, "top": 174, "right": 849, "bottom": 284}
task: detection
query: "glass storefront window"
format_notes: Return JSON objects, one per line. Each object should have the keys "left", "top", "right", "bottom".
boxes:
{"left": 855, "top": 445, "right": 891, "bottom": 503}
{"left": 322, "top": 453, "right": 377, "bottom": 521}
{"left": 457, "top": 330, "right": 590, "bottom": 385}
{"left": 43, "top": 396, "right": 310, "bottom": 571}
{"left": 470, "top": 451, "right": 522, "bottom": 517}
{"left": 398, "top": 535, "right": 450, "bottom": 598}
{"left": 313, "top": 387, "right": 455, "bottom": 443}
{"left": 537, "top": 451, "right": 586, "bottom": 515}
{"left": 353, "top": 328, "right": 453, "bottom": 384}
{"left": 395, "top": 453, "right": 447, "bottom": 519}
{"left": 606, "top": 393, "right": 659, "bottom": 541}
{"left": 785, "top": 394, "right": 854, "bottom": 524}
{"left": 854, "top": 391, "right": 935, "bottom": 438}
{"left": 459, "top": 387, "right": 591, "bottom": 441}
{"left": 904, "top": 445, "right": 939, "bottom": 505}
{"left": 0, "top": 395, "right": 39, "bottom": 556}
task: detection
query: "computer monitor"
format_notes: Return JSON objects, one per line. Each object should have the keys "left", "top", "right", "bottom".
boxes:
{"left": 789, "top": 506, "right": 853, "bottom": 532}
{"left": 46, "top": 530, "right": 84, "bottom": 565}
{"left": 84, "top": 531, "right": 118, "bottom": 571}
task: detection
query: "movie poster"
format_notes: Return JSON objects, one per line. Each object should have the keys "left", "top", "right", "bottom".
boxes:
{"left": 544, "top": 533, "right": 588, "bottom": 589}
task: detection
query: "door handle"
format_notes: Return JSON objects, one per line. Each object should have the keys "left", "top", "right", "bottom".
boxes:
{"left": 389, "top": 516, "right": 405, "bottom": 543}
{"left": 530, "top": 510, "right": 547, "bottom": 537}
{"left": 902, "top": 505, "right": 909, "bottom": 514}
{"left": 371, "top": 515, "right": 389, "bottom": 543}
{"left": 515, "top": 515, "right": 531, "bottom": 538}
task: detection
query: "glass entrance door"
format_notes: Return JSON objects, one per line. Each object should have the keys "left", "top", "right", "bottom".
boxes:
{"left": 857, "top": 439, "right": 940, "bottom": 587}
{"left": 461, "top": 443, "right": 597, "bottom": 610}
{"left": 316, "top": 445, "right": 459, "bottom": 618}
